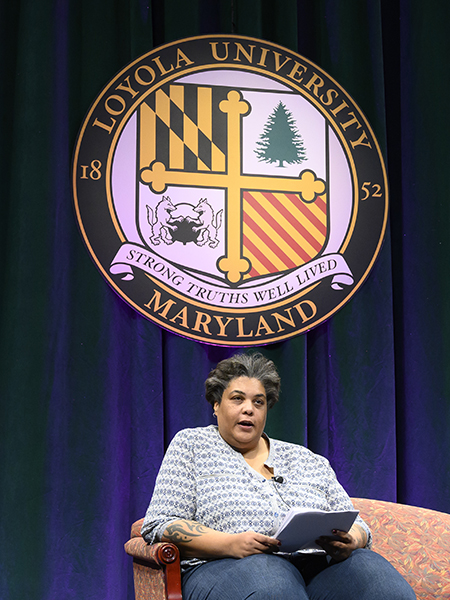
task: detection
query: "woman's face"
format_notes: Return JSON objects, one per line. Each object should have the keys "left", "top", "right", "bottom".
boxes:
{"left": 214, "top": 376, "right": 267, "bottom": 453}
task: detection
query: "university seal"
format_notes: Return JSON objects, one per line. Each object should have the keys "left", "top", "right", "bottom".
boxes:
{"left": 72, "top": 35, "right": 388, "bottom": 346}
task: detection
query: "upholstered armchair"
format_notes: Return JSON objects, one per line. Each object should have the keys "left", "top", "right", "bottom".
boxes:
{"left": 125, "top": 498, "right": 450, "bottom": 600}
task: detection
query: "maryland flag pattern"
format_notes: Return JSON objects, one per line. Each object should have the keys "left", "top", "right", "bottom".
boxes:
{"left": 138, "top": 84, "right": 228, "bottom": 173}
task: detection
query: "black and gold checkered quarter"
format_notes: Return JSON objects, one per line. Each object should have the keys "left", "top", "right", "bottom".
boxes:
{"left": 139, "top": 84, "right": 228, "bottom": 172}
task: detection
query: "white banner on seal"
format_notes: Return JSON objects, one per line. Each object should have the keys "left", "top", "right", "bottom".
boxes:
{"left": 110, "top": 243, "right": 354, "bottom": 309}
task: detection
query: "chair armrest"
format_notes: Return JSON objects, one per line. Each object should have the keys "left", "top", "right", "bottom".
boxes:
{"left": 124, "top": 538, "right": 179, "bottom": 566}
{"left": 124, "top": 538, "right": 182, "bottom": 600}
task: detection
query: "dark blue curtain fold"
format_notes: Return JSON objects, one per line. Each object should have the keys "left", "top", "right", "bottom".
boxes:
{"left": 1, "top": 1, "right": 449, "bottom": 599}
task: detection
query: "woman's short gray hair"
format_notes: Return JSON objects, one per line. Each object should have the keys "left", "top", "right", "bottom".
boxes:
{"left": 205, "top": 353, "right": 280, "bottom": 410}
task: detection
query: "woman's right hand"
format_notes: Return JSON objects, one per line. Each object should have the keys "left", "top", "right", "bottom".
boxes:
{"left": 227, "top": 530, "right": 281, "bottom": 558}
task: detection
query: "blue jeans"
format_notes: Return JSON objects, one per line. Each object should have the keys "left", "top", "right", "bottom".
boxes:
{"left": 182, "top": 550, "right": 416, "bottom": 600}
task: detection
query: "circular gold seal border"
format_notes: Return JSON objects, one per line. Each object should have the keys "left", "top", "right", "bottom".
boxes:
{"left": 72, "top": 35, "right": 388, "bottom": 346}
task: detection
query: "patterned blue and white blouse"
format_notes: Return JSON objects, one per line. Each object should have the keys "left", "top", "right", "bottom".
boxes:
{"left": 142, "top": 425, "right": 372, "bottom": 566}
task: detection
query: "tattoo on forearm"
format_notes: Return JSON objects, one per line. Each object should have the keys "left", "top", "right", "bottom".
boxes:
{"left": 164, "top": 521, "right": 209, "bottom": 544}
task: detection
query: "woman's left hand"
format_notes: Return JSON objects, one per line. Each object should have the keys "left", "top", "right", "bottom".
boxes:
{"left": 315, "top": 524, "right": 367, "bottom": 562}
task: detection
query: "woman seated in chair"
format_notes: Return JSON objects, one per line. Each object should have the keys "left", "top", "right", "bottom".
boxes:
{"left": 142, "top": 353, "right": 416, "bottom": 600}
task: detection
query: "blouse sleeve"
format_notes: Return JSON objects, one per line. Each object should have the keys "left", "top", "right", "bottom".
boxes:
{"left": 321, "top": 455, "right": 373, "bottom": 549}
{"left": 141, "top": 430, "right": 197, "bottom": 544}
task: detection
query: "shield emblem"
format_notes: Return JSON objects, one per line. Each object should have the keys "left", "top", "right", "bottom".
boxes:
{"left": 133, "top": 80, "right": 329, "bottom": 286}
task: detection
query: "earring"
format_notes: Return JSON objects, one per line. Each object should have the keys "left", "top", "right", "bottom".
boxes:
{"left": 213, "top": 412, "right": 217, "bottom": 418}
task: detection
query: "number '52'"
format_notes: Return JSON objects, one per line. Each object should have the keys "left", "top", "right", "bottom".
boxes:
{"left": 361, "top": 182, "right": 382, "bottom": 201}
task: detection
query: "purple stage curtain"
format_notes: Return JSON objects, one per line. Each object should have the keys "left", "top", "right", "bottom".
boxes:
{"left": 1, "top": 1, "right": 449, "bottom": 599}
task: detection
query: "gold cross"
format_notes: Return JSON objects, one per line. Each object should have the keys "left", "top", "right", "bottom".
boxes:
{"left": 140, "top": 89, "right": 326, "bottom": 284}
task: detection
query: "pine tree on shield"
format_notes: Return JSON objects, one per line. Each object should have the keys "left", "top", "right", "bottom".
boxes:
{"left": 255, "top": 101, "right": 307, "bottom": 168}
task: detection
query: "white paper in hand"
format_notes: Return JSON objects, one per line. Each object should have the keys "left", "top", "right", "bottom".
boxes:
{"left": 274, "top": 508, "right": 359, "bottom": 553}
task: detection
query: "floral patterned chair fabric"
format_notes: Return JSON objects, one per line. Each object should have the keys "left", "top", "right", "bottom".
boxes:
{"left": 352, "top": 497, "right": 450, "bottom": 599}
{"left": 124, "top": 519, "right": 182, "bottom": 600}
{"left": 125, "top": 498, "right": 450, "bottom": 600}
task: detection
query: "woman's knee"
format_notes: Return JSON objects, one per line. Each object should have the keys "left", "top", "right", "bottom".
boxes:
{"left": 307, "top": 549, "right": 416, "bottom": 600}
{"left": 347, "top": 549, "right": 415, "bottom": 599}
